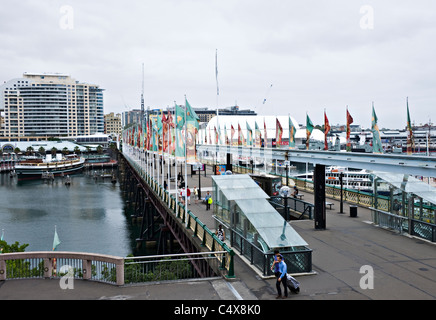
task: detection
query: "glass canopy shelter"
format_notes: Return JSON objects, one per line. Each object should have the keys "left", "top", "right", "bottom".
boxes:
{"left": 212, "top": 174, "right": 312, "bottom": 275}
{"left": 371, "top": 171, "right": 436, "bottom": 242}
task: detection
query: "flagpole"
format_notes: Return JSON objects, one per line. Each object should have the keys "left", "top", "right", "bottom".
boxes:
{"left": 184, "top": 95, "right": 188, "bottom": 210}
{"left": 174, "top": 102, "right": 179, "bottom": 215}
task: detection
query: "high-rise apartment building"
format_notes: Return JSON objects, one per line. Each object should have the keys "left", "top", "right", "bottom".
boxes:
{"left": 0, "top": 73, "right": 104, "bottom": 138}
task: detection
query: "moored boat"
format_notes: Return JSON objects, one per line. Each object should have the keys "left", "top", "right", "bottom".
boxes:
{"left": 15, "top": 154, "right": 85, "bottom": 180}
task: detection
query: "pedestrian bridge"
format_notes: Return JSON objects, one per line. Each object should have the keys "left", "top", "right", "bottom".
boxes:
{"left": 197, "top": 144, "right": 436, "bottom": 177}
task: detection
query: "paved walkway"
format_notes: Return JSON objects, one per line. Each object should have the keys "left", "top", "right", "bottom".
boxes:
{"left": 1, "top": 162, "right": 436, "bottom": 300}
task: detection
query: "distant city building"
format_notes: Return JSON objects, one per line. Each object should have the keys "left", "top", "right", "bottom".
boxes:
{"left": 122, "top": 109, "right": 142, "bottom": 128}
{"left": 104, "top": 112, "right": 122, "bottom": 137}
{"left": 0, "top": 73, "right": 104, "bottom": 140}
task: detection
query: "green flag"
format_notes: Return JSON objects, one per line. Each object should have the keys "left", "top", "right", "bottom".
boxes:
{"left": 52, "top": 227, "right": 61, "bottom": 251}
{"left": 185, "top": 98, "right": 199, "bottom": 130}
{"left": 306, "top": 114, "right": 314, "bottom": 150}
{"left": 371, "top": 104, "right": 383, "bottom": 154}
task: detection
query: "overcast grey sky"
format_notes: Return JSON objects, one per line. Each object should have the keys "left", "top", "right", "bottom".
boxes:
{"left": 1, "top": 0, "right": 435, "bottom": 129}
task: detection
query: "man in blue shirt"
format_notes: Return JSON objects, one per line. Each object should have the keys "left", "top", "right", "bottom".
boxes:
{"left": 275, "top": 254, "right": 288, "bottom": 299}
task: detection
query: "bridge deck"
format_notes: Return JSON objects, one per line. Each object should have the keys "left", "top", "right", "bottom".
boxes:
{"left": 2, "top": 153, "right": 436, "bottom": 301}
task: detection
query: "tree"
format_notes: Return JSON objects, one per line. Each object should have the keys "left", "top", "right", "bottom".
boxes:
{"left": 51, "top": 147, "right": 58, "bottom": 156}
{"left": 26, "top": 146, "right": 34, "bottom": 155}
{"left": 74, "top": 146, "right": 81, "bottom": 155}
{"left": 38, "top": 146, "right": 46, "bottom": 155}
{"left": 62, "top": 147, "right": 69, "bottom": 155}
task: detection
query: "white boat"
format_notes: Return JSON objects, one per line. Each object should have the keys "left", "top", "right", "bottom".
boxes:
{"left": 292, "top": 166, "right": 388, "bottom": 194}
{"left": 15, "top": 154, "right": 85, "bottom": 180}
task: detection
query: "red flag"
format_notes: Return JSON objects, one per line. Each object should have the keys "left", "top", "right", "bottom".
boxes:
{"left": 264, "top": 118, "right": 268, "bottom": 148}
{"left": 276, "top": 118, "right": 283, "bottom": 146}
{"left": 231, "top": 124, "right": 235, "bottom": 146}
{"left": 346, "top": 108, "right": 353, "bottom": 151}
{"left": 324, "top": 111, "right": 331, "bottom": 150}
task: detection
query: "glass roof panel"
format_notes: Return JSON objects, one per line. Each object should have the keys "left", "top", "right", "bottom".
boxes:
{"left": 235, "top": 198, "right": 308, "bottom": 249}
{"left": 212, "top": 174, "right": 269, "bottom": 200}
{"left": 373, "top": 171, "right": 436, "bottom": 204}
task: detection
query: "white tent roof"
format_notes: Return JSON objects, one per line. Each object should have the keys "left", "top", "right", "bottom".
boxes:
{"left": 204, "top": 115, "right": 324, "bottom": 142}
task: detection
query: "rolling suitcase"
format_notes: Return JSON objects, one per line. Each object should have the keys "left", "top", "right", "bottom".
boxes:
{"left": 286, "top": 274, "right": 300, "bottom": 294}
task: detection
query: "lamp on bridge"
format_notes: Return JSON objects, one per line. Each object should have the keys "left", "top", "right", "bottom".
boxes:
{"left": 280, "top": 186, "right": 291, "bottom": 221}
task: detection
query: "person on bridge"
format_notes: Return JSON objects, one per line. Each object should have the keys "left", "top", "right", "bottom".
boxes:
{"left": 186, "top": 186, "right": 191, "bottom": 205}
{"left": 275, "top": 254, "right": 288, "bottom": 299}
{"left": 292, "top": 186, "right": 299, "bottom": 198}
{"left": 205, "top": 191, "right": 212, "bottom": 210}
{"left": 215, "top": 225, "right": 225, "bottom": 241}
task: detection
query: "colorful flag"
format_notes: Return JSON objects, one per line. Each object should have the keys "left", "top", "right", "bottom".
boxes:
{"left": 255, "top": 121, "right": 261, "bottom": 148}
{"left": 231, "top": 124, "right": 235, "bottom": 146}
{"left": 306, "top": 114, "right": 314, "bottom": 150}
{"left": 324, "top": 110, "right": 331, "bottom": 150}
{"left": 52, "top": 226, "right": 61, "bottom": 251}
{"left": 289, "top": 116, "right": 296, "bottom": 149}
{"left": 238, "top": 123, "right": 243, "bottom": 146}
{"left": 214, "top": 126, "right": 219, "bottom": 144}
{"left": 224, "top": 124, "right": 229, "bottom": 145}
{"left": 246, "top": 121, "right": 253, "bottom": 146}
{"left": 346, "top": 107, "right": 353, "bottom": 152}
{"left": 406, "top": 97, "right": 415, "bottom": 155}
{"left": 175, "top": 104, "right": 185, "bottom": 158}
{"left": 185, "top": 98, "right": 199, "bottom": 163}
{"left": 263, "top": 118, "right": 268, "bottom": 148}
{"left": 276, "top": 118, "right": 283, "bottom": 148}
{"left": 372, "top": 104, "right": 383, "bottom": 154}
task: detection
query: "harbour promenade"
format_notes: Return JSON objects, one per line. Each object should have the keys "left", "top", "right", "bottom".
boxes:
{"left": 1, "top": 164, "right": 436, "bottom": 300}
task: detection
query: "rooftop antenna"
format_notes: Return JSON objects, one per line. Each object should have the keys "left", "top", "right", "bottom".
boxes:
{"left": 141, "top": 63, "right": 145, "bottom": 122}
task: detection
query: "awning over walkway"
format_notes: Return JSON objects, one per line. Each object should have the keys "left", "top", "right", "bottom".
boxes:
{"left": 235, "top": 198, "right": 308, "bottom": 248}
{"left": 373, "top": 171, "right": 436, "bottom": 204}
{"left": 212, "top": 174, "right": 308, "bottom": 251}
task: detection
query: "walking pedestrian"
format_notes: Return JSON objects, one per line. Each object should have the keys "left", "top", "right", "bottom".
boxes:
{"left": 215, "top": 224, "right": 225, "bottom": 242}
{"left": 205, "top": 191, "right": 211, "bottom": 210}
{"left": 271, "top": 250, "right": 281, "bottom": 278}
{"left": 275, "top": 254, "right": 288, "bottom": 299}
{"left": 187, "top": 186, "right": 191, "bottom": 205}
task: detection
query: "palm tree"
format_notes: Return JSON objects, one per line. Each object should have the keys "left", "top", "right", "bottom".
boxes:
{"left": 74, "top": 146, "right": 81, "bottom": 155}
{"left": 38, "top": 146, "right": 46, "bottom": 155}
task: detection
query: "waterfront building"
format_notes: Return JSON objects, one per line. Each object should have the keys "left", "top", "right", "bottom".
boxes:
{"left": 0, "top": 73, "right": 104, "bottom": 140}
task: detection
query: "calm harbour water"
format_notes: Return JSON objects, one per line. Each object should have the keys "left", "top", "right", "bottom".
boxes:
{"left": 0, "top": 171, "right": 138, "bottom": 257}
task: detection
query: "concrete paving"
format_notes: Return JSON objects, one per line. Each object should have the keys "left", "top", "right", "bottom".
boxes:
{"left": 1, "top": 162, "right": 436, "bottom": 301}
